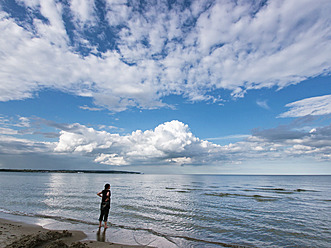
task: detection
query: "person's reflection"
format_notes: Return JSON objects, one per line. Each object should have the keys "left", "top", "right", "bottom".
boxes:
{"left": 97, "top": 227, "right": 107, "bottom": 242}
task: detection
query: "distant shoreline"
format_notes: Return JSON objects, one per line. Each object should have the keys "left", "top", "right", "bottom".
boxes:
{"left": 0, "top": 168, "right": 141, "bottom": 174}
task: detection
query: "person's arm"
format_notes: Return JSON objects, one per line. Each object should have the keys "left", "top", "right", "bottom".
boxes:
{"left": 97, "top": 191, "right": 102, "bottom": 197}
{"left": 105, "top": 191, "right": 110, "bottom": 201}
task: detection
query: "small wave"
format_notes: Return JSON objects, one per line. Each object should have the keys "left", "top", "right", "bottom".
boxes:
{"left": 253, "top": 197, "right": 278, "bottom": 202}
{"left": 0, "top": 208, "right": 13, "bottom": 214}
{"left": 168, "top": 234, "right": 253, "bottom": 248}
{"left": 204, "top": 192, "right": 278, "bottom": 201}
{"left": 34, "top": 214, "right": 96, "bottom": 226}
{"left": 166, "top": 187, "right": 199, "bottom": 193}
{"left": 166, "top": 187, "right": 197, "bottom": 191}
{"left": 250, "top": 195, "right": 278, "bottom": 201}
{"left": 182, "top": 188, "right": 202, "bottom": 191}
{"left": 111, "top": 222, "right": 253, "bottom": 247}
{"left": 205, "top": 193, "right": 242, "bottom": 197}
{"left": 118, "top": 204, "right": 142, "bottom": 212}
{"left": 256, "top": 188, "right": 318, "bottom": 194}
{"left": 191, "top": 181, "right": 204, "bottom": 185}
{"left": 165, "top": 187, "right": 176, "bottom": 190}
{"left": 0, "top": 208, "right": 96, "bottom": 225}
{"left": 157, "top": 205, "right": 187, "bottom": 213}
{"left": 165, "top": 187, "right": 191, "bottom": 193}
{"left": 175, "top": 190, "right": 190, "bottom": 193}
{"left": 294, "top": 189, "right": 319, "bottom": 192}
{"left": 257, "top": 188, "right": 287, "bottom": 191}
{"left": 256, "top": 188, "right": 294, "bottom": 194}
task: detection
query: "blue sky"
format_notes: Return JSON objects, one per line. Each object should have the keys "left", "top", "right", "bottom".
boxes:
{"left": 0, "top": 0, "right": 330, "bottom": 174}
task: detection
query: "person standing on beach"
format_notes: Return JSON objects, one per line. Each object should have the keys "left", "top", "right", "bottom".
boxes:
{"left": 97, "top": 183, "right": 111, "bottom": 228}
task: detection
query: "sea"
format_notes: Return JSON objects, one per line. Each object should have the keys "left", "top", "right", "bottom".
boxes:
{"left": 0, "top": 172, "right": 330, "bottom": 247}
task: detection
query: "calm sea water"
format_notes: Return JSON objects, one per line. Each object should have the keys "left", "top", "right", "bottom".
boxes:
{"left": 0, "top": 172, "right": 330, "bottom": 247}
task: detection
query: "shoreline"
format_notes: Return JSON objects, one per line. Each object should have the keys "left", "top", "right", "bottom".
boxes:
{"left": 0, "top": 169, "right": 141, "bottom": 174}
{"left": 0, "top": 218, "right": 153, "bottom": 248}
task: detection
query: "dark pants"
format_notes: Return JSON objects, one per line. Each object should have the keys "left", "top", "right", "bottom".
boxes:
{"left": 99, "top": 202, "right": 110, "bottom": 222}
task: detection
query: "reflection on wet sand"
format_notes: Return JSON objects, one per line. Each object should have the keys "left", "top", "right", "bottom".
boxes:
{"left": 97, "top": 227, "right": 107, "bottom": 242}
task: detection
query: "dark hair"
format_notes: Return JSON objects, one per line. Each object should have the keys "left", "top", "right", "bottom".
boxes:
{"left": 104, "top": 183, "right": 110, "bottom": 189}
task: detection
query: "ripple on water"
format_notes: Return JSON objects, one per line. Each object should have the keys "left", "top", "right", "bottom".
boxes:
{"left": 204, "top": 192, "right": 279, "bottom": 201}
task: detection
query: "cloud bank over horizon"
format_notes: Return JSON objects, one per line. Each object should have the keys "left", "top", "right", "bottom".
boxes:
{"left": 1, "top": 0, "right": 330, "bottom": 111}
{"left": 1, "top": 117, "right": 330, "bottom": 167}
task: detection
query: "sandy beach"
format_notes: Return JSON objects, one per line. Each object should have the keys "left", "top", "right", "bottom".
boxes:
{"left": 0, "top": 218, "right": 153, "bottom": 248}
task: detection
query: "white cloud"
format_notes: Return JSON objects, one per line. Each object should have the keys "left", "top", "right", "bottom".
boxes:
{"left": 0, "top": 116, "right": 31, "bottom": 132}
{"left": 35, "top": 0, "right": 68, "bottom": 47}
{"left": 0, "top": 0, "right": 330, "bottom": 111}
{"left": 167, "top": 157, "right": 192, "bottom": 166}
{"left": 0, "top": 135, "right": 54, "bottom": 154}
{"left": 0, "top": 128, "right": 18, "bottom": 135}
{"left": 70, "top": 0, "right": 96, "bottom": 26}
{"left": 256, "top": 100, "right": 270, "bottom": 110}
{"left": 0, "top": 12, "right": 163, "bottom": 111}
{"left": 54, "top": 120, "right": 221, "bottom": 165}
{"left": 94, "top": 153, "right": 127, "bottom": 166}
{"left": 54, "top": 123, "right": 116, "bottom": 153}
{"left": 105, "top": 0, "right": 132, "bottom": 27}
{"left": 16, "top": 0, "right": 39, "bottom": 8}
{"left": 0, "top": 117, "right": 330, "bottom": 165}
{"left": 190, "top": 0, "right": 331, "bottom": 95}
{"left": 52, "top": 120, "right": 331, "bottom": 166}
{"left": 17, "top": 117, "right": 31, "bottom": 127}
{"left": 79, "top": 105, "right": 103, "bottom": 111}
{"left": 280, "top": 95, "right": 331, "bottom": 117}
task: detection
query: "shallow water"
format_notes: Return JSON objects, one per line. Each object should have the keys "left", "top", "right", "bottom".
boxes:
{"left": 0, "top": 173, "right": 330, "bottom": 247}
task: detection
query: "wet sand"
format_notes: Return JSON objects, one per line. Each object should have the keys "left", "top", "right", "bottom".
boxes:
{"left": 0, "top": 218, "right": 153, "bottom": 248}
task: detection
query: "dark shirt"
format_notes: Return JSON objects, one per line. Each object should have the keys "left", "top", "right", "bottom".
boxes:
{"left": 101, "top": 189, "right": 111, "bottom": 203}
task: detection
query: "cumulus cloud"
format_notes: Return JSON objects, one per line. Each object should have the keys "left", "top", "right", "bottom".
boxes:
{"left": 54, "top": 120, "right": 221, "bottom": 165}
{"left": 51, "top": 120, "right": 331, "bottom": 166}
{"left": 279, "top": 94, "right": 331, "bottom": 118}
{"left": 0, "top": 0, "right": 330, "bottom": 111}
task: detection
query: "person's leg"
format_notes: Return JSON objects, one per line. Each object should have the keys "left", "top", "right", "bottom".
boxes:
{"left": 99, "top": 210, "right": 104, "bottom": 227}
{"left": 103, "top": 208, "right": 109, "bottom": 228}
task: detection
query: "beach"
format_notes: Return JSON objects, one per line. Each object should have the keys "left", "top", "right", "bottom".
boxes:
{"left": 0, "top": 218, "right": 151, "bottom": 248}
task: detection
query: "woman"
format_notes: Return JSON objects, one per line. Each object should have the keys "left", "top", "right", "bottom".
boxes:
{"left": 97, "top": 183, "right": 111, "bottom": 228}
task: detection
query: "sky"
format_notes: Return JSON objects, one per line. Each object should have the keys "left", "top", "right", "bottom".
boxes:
{"left": 0, "top": 0, "right": 330, "bottom": 174}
